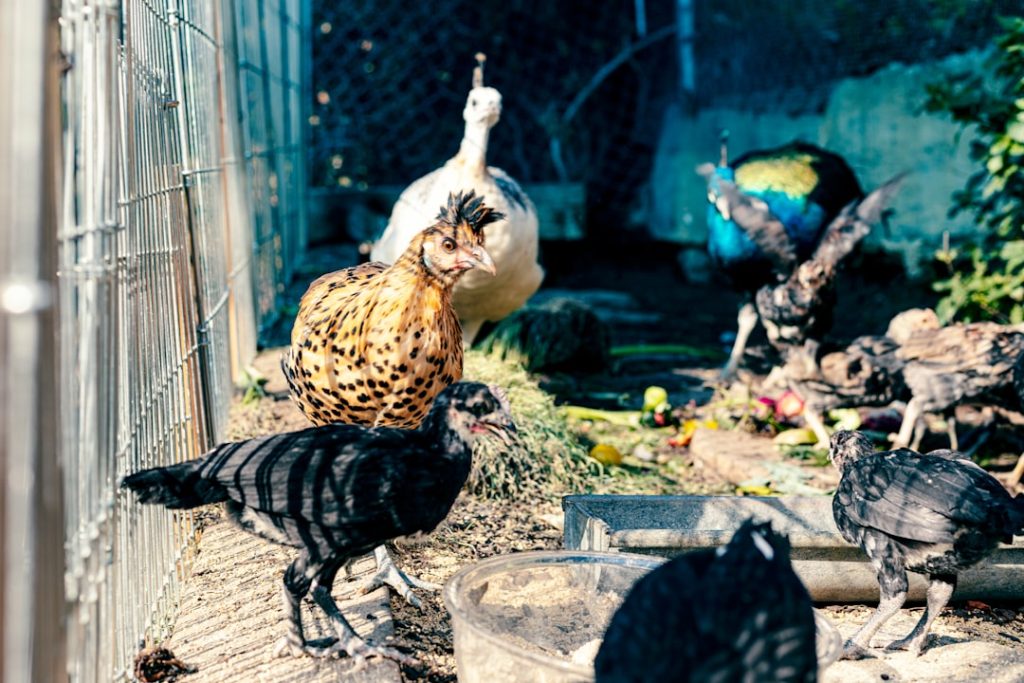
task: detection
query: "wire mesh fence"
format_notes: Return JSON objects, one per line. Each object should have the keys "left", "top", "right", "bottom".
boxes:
{"left": 307, "top": 0, "right": 1017, "bottom": 240}
{"left": 56, "top": 0, "right": 308, "bottom": 680}
{"left": 309, "top": 0, "right": 680, "bottom": 236}
{"left": 236, "top": 0, "right": 308, "bottom": 338}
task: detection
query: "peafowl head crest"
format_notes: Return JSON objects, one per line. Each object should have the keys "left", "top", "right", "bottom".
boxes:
{"left": 464, "top": 52, "right": 501, "bottom": 126}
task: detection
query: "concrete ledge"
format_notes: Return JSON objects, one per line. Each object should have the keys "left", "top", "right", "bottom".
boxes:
{"left": 562, "top": 494, "right": 1024, "bottom": 603}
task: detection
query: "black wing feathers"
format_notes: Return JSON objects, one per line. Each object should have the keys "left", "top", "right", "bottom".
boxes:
{"left": 841, "top": 452, "right": 1020, "bottom": 544}
{"left": 595, "top": 523, "right": 816, "bottom": 683}
{"left": 200, "top": 425, "right": 418, "bottom": 527}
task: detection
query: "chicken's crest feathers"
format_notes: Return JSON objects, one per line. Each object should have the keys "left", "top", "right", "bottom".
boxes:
{"left": 435, "top": 190, "right": 505, "bottom": 236}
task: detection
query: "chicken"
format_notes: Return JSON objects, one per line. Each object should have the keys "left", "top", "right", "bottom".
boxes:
{"left": 283, "top": 190, "right": 502, "bottom": 430}
{"left": 371, "top": 54, "right": 543, "bottom": 345}
{"left": 890, "top": 315, "right": 1024, "bottom": 449}
{"left": 829, "top": 430, "right": 1024, "bottom": 659}
{"left": 782, "top": 334, "right": 907, "bottom": 444}
{"left": 1010, "top": 352, "right": 1024, "bottom": 486}
{"left": 282, "top": 191, "right": 502, "bottom": 605}
{"left": 122, "top": 382, "right": 517, "bottom": 664}
{"left": 594, "top": 519, "right": 817, "bottom": 683}
{"left": 699, "top": 138, "right": 864, "bottom": 378}
{"left": 756, "top": 175, "right": 904, "bottom": 359}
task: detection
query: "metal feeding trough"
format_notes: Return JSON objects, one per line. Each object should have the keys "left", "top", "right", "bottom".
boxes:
{"left": 563, "top": 495, "right": 1024, "bottom": 603}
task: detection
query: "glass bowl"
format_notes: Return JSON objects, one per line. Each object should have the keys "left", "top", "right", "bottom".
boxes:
{"left": 444, "top": 550, "right": 844, "bottom": 682}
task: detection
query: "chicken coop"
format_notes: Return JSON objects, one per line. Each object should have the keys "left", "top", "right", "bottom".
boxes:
{"left": 3, "top": 0, "right": 1024, "bottom": 681}
{"left": 2, "top": 0, "right": 309, "bottom": 680}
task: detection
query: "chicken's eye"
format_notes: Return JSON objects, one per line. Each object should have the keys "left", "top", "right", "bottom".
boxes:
{"left": 442, "top": 238, "right": 456, "bottom": 252}
{"left": 470, "top": 99, "right": 477, "bottom": 107}
{"left": 469, "top": 398, "right": 493, "bottom": 416}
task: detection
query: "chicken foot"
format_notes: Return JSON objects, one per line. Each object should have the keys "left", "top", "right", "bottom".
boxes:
{"left": 357, "top": 545, "right": 441, "bottom": 609}
{"left": 274, "top": 556, "right": 418, "bottom": 665}
{"left": 842, "top": 561, "right": 909, "bottom": 660}
{"left": 310, "top": 582, "right": 418, "bottom": 665}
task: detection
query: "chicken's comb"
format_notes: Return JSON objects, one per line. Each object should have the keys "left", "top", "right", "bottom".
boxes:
{"left": 487, "top": 383, "right": 512, "bottom": 413}
{"left": 436, "top": 190, "right": 505, "bottom": 235}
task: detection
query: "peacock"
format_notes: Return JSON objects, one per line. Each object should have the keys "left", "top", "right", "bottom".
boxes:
{"left": 698, "top": 137, "right": 865, "bottom": 378}
{"left": 371, "top": 54, "right": 543, "bottom": 345}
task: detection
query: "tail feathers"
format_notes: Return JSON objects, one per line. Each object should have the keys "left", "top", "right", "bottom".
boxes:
{"left": 121, "top": 460, "right": 227, "bottom": 509}
{"left": 854, "top": 172, "right": 908, "bottom": 225}
{"left": 807, "top": 172, "right": 908, "bottom": 273}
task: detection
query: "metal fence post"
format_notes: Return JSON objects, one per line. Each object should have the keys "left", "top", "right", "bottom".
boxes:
{"left": 0, "top": 0, "right": 68, "bottom": 681}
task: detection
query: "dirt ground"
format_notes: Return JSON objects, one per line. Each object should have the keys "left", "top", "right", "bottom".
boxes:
{"left": 165, "top": 242, "right": 1024, "bottom": 682}
{"left": 193, "top": 370, "right": 1024, "bottom": 683}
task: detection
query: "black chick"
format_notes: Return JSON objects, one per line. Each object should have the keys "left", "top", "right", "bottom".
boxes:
{"left": 829, "top": 430, "right": 1024, "bottom": 659}
{"left": 122, "top": 382, "right": 516, "bottom": 663}
{"left": 478, "top": 297, "right": 611, "bottom": 373}
{"left": 594, "top": 519, "right": 817, "bottom": 683}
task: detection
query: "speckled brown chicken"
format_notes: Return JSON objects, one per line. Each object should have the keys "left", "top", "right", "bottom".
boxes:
{"left": 282, "top": 190, "right": 503, "bottom": 428}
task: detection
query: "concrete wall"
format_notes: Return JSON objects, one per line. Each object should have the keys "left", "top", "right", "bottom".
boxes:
{"left": 649, "top": 51, "right": 987, "bottom": 276}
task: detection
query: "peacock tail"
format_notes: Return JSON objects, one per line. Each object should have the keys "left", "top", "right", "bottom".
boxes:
{"left": 707, "top": 141, "right": 863, "bottom": 291}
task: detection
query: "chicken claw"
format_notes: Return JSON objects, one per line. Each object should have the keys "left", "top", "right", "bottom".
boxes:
{"left": 359, "top": 545, "right": 441, "bottom": 608}
{"left": 840, "top": 640, "right": 873, "bottom": 661}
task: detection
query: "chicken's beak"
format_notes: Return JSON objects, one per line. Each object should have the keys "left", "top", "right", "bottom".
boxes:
{"left": 461, "top": 246, "right": 496, "bottom": 276}
{"left": 481, "top": 412, "right": 517, "bottom": 445}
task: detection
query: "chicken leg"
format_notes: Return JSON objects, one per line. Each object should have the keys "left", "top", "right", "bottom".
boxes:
{"left": 358, "top": 545, "right": 441, "bottom": 608}
{"left": 721, "top": 302, "right": 758, "bottom": 380}
{"left": 894, "top": 397, "right": 922, "bottom": 449}
{"left": 842, "top": 559, "right": 909, "bottom": 660}
{"left": 275, "top": 555, "right": 418, "bottom": 664}
{"left": 274, "top": 556, "right": 339, "bottom": 658}
{"left": 310, "top": 561, "right": 418, "bottom": 665}
{"left": 885, "top": 574, "right": 955, "bottom": 656}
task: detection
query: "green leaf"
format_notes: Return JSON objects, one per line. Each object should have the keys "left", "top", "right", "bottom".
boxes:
{"left": 1008, "top": 121, "right": 1024, "bottom": 144}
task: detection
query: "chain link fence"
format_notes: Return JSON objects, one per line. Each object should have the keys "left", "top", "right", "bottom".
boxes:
{"left": 309, "top": 0, "right": 680, "bottom": 236}
{"left": 307, "top": 0, "right": 1017, "bottom": 240}
{"left": 694, "top": 0, "right": 1021, "bottom": 112}
{"left": 53, "top": 0, "right": 308, "bottom": 680}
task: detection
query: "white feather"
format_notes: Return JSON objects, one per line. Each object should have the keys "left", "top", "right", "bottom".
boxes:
{"left": 370, "top": 83, "right": 543, "bottom": 343}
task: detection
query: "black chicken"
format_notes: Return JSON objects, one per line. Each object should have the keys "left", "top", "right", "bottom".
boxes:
{"left": 779, "top": 333, "right": 907, "bottom": 445}
{"left": 829, "top": 430, "right": 1024, "bottom": 659}
{"left": 122, "top": 382, "right": 516, "bottom": 663}
{"left": 594, "top": 519, "right": 817, "bottom": 683}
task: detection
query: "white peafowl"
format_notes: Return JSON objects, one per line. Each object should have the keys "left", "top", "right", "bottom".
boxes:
{"left": 371, "top": 53, "right": 543, "bottom": 345}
